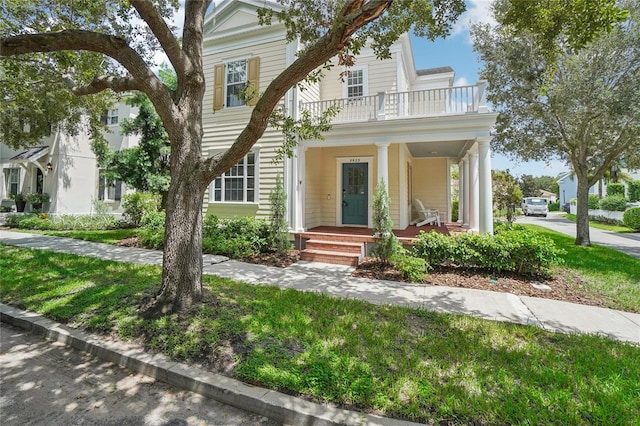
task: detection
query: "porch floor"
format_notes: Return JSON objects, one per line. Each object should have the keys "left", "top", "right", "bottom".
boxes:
{"left": 300, "top": 223, "right": 464, "bottom": 243}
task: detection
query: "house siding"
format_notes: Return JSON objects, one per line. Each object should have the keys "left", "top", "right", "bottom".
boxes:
{"left": 202, "top": 37, "right": 288, "bottom": 219}
{"left": 411, "top": 158, "right": 448, "bottom": 222}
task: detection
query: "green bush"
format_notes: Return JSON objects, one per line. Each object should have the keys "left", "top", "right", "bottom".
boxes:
{"left": 451, "top": 200, "right": 459, "bottom": 222}
{"left": 599, "top": 195, "right": 628, "bottom": 212}
{"left": 370, "top": 180, "right": 400, "bottom": 264}
{"left": 202, "top": 215, "right": 271, "bottom": 258}
{"left": 269, "top": 174, "right": 290, "bottom": 254}
{"left": 412, "top": 227, "right": 564, "bottom": 276}
{"left": 588, "top": 194, "right": 600, "bottom": 209}
{"left": 137, "top": 210, "right": 166, "bottom": 249}
{"left": 606, "top": 182, "right": 625, "bottom": 197}
{"left": 548, "top": 201, "right": 560, "bottom": 211}
{"left": 392, "top": 247, "right": 429, "bottom": 282}
{"left": 623, "top": 207, "right": 640, "bottom": 230}
{"left": 628, "top": 180, "right": 640, "bottom": 203}
{"left": 122, "top": 192, "right": 160, "bottom": 226}
{"left": 5, "top": 212, "right": 120, "bottom": 230}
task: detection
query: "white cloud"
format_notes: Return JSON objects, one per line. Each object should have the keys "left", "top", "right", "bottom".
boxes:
{"left": 451, "top": 0, "right": 496, "bottom": 43}
{"left": 454, "top": 76, "right": 469, "bottom": 87}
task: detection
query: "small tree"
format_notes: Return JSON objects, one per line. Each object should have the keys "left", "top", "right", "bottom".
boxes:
{"left": 269, "top": 173, "right": 289, "bottom": 255}
{"left": 493, "top": 170, "right": 523, "bottom": 223}
{"left": 371, "top": 179, "right": 400, "bottom": 264}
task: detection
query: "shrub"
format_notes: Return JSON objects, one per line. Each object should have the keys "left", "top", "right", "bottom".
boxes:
{"left": 548, "top": 201, "right": 560, "bottom": 212}
{"left": 4, "top": 212, "right": 119, "bottom": 230}
{"left": 269, "top": 174, "right": 290, "bottom": 254}
{"left": 137, "top": 210, "right": 166, "bottom": 249}
{"left": 588, "top": 194, "right": 600, "bottom": 209}
{"left": 370, "top": 179, "right": 400, "bottom": 264}
{"left": 451, "top": 200, "right": 459, "bottom": 222}
{"left": 412, "top": 227, "right": 564, "bottom": 276}
{"left": 589, "top": 215, "right": 624, "bottom": 226}
{"left": 599, "top": 195, "right": 627, "bottom": 212}
{"left": 202, "top": 215, "right": 270, "bottom": 258}
{"left": 628, "top": 180, "right": 640, "bottom": 203}
{"left": 122, "top": 192, "right": 160, "bottom": 226}
{"left": 606, "top": 182, "right": 625, "bottom": 197}
{"left": 623, "top": 207, "right": 640, "bottom": 230}
{"left": 392, "top": 247, "right": 429, "bottom": 282}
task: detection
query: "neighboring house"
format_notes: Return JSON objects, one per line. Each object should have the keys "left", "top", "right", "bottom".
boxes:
{"left": 201, "top": 0, "right": 498, "bottom": 234}
{"left": 557, "top": 169, "right": 640, "bottom": 205}
{"left": 539, "top": 190, "right": 557, "bottom": 204}
{"left": 0, "top": 101, "right": 139, "bottom": 214}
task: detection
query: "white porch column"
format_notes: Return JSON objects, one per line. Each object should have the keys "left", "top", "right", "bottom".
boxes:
{"left": 478, "top": 138, "right": 494, "bottom": 234}
{"left": 293, "top": 146, "right": 306, "bottom": 232}
{"left": 469, "top": 147, "right": 479, "bottom": 232}
{"left": 458, "top": 159, "right": 464, "bottom": 224}
{"left": 376, "top": 142, "right": 390, "bottom": 187}
{"left": 462, "top": 155, "right": 470, "bottom": 228}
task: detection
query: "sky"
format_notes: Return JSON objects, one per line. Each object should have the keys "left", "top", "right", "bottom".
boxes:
{"left": 168, "top": 0, "right": 568, "bottom": 178}
{"left": 409, "top": 0, "right": 568, "bottom": 178}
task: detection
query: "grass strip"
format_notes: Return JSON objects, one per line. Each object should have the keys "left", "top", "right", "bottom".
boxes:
{"left": 561, "top": 213, "right": 636, "bottom": 233}
{"left": 1, "top": 244, "right": 638, "bottom": 424}
{"left": 522, "top": 225, "right": 640, "bottom": 312}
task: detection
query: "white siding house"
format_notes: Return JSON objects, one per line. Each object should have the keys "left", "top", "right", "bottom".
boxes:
{"left": 0, "top": 100, "right": 140, "bottom": 214}
{"left": 202, "top": 0, "right": 498, "bottom": 234}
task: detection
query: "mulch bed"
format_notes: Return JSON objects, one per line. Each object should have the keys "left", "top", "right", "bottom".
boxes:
{"left": 353, "top": 258, "right": 610, "bottom": 309}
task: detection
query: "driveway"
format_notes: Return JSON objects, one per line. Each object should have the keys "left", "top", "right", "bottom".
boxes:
{"left": 517, "top": 212, "right": 640, "bottom": 259}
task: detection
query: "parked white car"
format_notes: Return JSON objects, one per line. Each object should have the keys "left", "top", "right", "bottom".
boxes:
{"left": 522, "top": 197, "right": 549, "bottom": 217}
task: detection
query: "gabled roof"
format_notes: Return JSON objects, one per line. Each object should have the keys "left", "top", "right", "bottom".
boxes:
{"left": 10, "top": 145, "right": 48, "bottom": 162}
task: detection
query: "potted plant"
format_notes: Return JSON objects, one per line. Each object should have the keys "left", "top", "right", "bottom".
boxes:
{"left": 10, "top": 193, "right": 27, "bottom": 212}
{"left": 26, "top": 192, "right": 50, "bottom": 212}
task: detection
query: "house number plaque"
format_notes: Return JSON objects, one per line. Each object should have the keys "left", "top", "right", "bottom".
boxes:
{"left": 349, "top": 158, "right": 361, "bottom": 163}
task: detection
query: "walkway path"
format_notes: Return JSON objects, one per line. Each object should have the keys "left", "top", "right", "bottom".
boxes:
{"left": 519, "top": 212, "right": 640, "bottom": 259}
{"left": 1, "top": 229, "right": 638, "bottom": 344}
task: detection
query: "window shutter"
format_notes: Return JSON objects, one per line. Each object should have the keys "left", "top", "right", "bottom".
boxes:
{"left": 213, "top": 63, "right": 225, "bottom": 111}
{"left": 247, "top": 57, "right": 260, "bottom": 106}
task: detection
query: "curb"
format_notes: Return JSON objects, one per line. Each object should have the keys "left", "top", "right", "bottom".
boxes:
{"left": 1, "top": 303, "right": 420, "bottom": 426}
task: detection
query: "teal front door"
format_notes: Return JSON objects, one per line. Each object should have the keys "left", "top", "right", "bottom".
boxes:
{"left": 342, "top": 163, "right": 368, "bottom": 225}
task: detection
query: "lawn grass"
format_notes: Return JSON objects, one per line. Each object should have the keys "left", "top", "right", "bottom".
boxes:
{"left": 561, "top": 213, "right": 636, "bottom": 233}
{"left": 1, "top": 244, "right": 638, "bottom": 424}
{"left": 523, "top": 224, "right": 640, "bottom": 312}
{"left": 36, "top": 228, "right": 139, "bottom": 245}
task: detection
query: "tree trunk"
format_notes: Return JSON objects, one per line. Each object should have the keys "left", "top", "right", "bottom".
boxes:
{"left": 575, "top": 171, "right": 591, "bottom": 246}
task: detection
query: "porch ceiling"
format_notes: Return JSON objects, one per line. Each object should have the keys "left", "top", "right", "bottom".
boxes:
{"left": 407, "top": 140, "right": 471, "bottom": 158}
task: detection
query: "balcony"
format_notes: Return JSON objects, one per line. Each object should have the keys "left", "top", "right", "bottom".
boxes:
{"left": 300, "top": 82, "right": 488, "bottom": 124}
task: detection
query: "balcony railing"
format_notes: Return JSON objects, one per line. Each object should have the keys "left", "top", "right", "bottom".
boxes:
{"left": 300, "top": 82, "right": 488, "bottom": 123}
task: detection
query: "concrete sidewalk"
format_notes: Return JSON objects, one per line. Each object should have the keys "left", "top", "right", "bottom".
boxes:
{"left": 1, "top": 229, "right": 638, "bottom": 344}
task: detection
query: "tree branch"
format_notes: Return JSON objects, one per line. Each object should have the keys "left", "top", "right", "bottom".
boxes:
{"left": 63, "top": 74, "right": 142, "bottom": 95}
{"left": 130, "top": 0, "right": 187, "bottom": 75}
{"left": 202, "top": 0, "right": 392, "bottom": 178}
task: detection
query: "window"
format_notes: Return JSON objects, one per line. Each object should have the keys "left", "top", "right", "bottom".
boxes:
{"left": 346, "top": 69, "right": 365, "bottom": 98}
{"left": 226, "top": 60, "right": 247, "bottom": 108}
{"left": 4, "top": 168, "right": 20, "bottom": 197}
{"left": 101, "top": 109, "right": 119, "bottom": 125}
{"left": 212, "top": 153, "right": 256, "bottom": 203}
{"left": 98, "top": 169, "right": 122, "bottom": 201}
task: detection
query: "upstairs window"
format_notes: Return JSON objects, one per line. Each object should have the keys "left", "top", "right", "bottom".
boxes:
{"left": 212, "top": 153, "right": 256, "bottom": 203}
{"left": 226, "top": 60, "right": 248, "bottom": 108}
{"left": 101, "top": 109, "right": 119, "bottom": 125}
{"left": 347, "top": 69, "right": 365, "bottom": 98}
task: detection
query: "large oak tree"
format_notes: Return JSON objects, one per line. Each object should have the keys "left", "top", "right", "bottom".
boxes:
{"left": 472, "top": 0, "right": 639, "bottom": 245}
{"left": 1, "top": 0, "right": 467, "bottom": 314}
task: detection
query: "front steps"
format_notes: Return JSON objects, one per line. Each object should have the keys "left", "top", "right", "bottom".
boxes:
{"left": 298, "top": 233, "right": 367, "bottom": 266}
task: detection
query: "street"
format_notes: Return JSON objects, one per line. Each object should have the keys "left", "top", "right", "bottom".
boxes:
{"left": 0, "top": 322, "right": 279, "bottom": 426}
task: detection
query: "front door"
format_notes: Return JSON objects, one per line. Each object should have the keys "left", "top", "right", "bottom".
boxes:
{"left": 342, "top": 163, "right": 368, "bottom": 225}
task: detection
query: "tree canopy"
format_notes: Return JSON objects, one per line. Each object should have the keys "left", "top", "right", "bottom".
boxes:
{"left": 473, "top": 0, "right": 639, "bottom": 245}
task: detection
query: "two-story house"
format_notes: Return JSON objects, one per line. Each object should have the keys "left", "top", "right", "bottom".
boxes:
{"left": 0, "top": 100, "right": 139, "bottom": 215}
{"left": 202, "top": 0, "right": 498, "bottom": 254}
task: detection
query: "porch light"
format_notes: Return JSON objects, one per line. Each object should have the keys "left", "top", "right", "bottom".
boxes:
{"left": 46, "top": 162, "right": 53, "bottom": 171}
